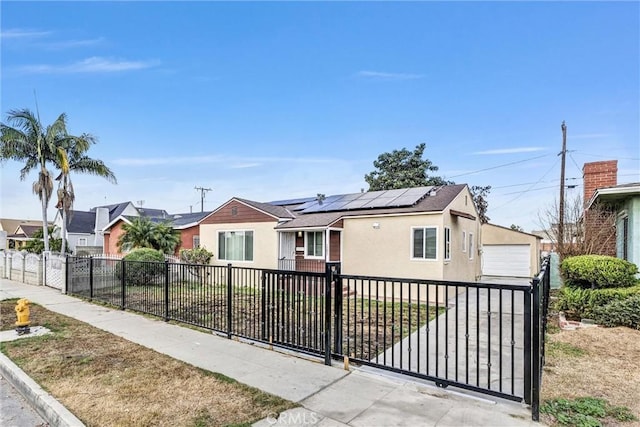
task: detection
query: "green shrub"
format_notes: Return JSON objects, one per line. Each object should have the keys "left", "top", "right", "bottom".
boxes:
{"left": 555, "top": 285, "right": 640, "bottom": 319}
{"left": 179, "top": 247, "right": 214, "bottom": 265}
{"left": 117, "top": 248, "right": 166, "bottom": 286}
{"left": 561, "top": 255, "right": 638, "bottom": 289}
{"left": 592, "top": 295, "right": 640, "bottom": 329}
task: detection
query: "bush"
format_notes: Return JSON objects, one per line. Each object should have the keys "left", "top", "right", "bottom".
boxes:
{"left": 117, "top": 248, "right": 166, "bottom": 286}
{"left": 179, "top": 247, "right": 214, "bottom": 265}
{"left": 592, "top": 295, "right": 640, "bottom": 329}
{"left": 561, "top": 255, "right": 638, "bottom": 289}
{"left": 555, "top": 285, "right": 640, "bottom": 319}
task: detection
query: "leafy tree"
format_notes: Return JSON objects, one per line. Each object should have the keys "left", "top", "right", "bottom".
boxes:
{"left": 364, "top": 144, "right": 491, "bottom": 222}
{"left": 510, "top": 224, "right": 524, "bottom": 232}
{"left": 1, "top": 109, "right": 70, "bottom": 251}
{"left": 55, "top": 134, "right": 117, "bottom": 254}
{"left": 470, "top": 185, "right": 491, "bottom": 224}
{"left": 364, "top": 143, "right": 452, "bottom": 191}
{"left": 23, "top": 226, "right": 69, "bottom": 254}
{"left": 117, "top": 217, "right": 180, "bottom": 255}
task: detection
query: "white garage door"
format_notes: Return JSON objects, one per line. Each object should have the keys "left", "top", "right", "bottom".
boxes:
{"left": 482, "top": 244, "right": 531, "bottom": 277}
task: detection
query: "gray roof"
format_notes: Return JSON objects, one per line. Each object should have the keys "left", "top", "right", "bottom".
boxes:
{"left": 67, "top": 210, "right": 97, "bottom": 233}
{"left": 91, "top": 201, "right": 132, "bottom": 222}
{"left": 167, "top": 211, "right": 212, "bottom": 227}
{"left": 236, "top": 198, "right": 295, "bottom": 219}
{"left": 272, "top": 184, "right": 468, "bottom": 229}
{"left": 137, "top": 208, "right": 169, "bottom": 218}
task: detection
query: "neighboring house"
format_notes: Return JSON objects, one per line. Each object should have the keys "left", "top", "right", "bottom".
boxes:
{"left": 587, "top": 181, "right": 640, "bottom": 268}
{"left": 0, "top": 219, "right": 48, "bottom": 250}
{"left": 583, "top": 159, "right": 640, "bottom": 267}
{"left": 200, "top": 185, "right": 482, "bottom": 282}
{"left": 103, "top": 211, "right": 211, "bottom": 255}
{"left": 53, "top": 201, "right": 137, "bottom": 254}
{"left": 481, "top": 223, "right": 542, "bottom": 278}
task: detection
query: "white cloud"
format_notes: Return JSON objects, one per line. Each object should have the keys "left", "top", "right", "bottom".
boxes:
{"left": 356, "top": 70, "right": 424, "bottom": 80}
{"left": 473, "top": 147, "right": 546, "bottom": 155}
{"left": 18, "top": 57, "right": 159, "bottom": 74}
{"left": 40, "top": 37, "right": 106, "bottom": 49}
{"left": 0, "top": 29, "right": 51, "bottom": 39}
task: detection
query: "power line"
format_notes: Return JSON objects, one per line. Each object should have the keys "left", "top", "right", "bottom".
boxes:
{"left": 573, "top": 151, "right": 640, "bottom": 161}
{"left": 492, "top": 156, "right": 561, "bottom": 210}
{"left": 446, "top": 153, "right": 554, "bottom": 179}
{"left": 194, "top": 186, "right": 212, "bottom": 213}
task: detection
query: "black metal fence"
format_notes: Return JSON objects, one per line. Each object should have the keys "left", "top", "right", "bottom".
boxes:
{"left": 66, "top": 256, "right": 550, "bottom": 419}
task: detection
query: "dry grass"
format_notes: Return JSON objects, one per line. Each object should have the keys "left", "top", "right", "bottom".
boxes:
{"left": 541, "top": 325, "right": 640, "bottom": 426}
{"left": 0, "top": 299, "right": 295, "bottom": 427}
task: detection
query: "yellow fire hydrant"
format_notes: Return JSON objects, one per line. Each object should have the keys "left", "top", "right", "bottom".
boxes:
{"left": 15, "top": 298, "right": 31, "bottom": 335}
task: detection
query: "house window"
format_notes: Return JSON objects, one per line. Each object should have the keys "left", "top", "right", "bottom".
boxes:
{"left": 78, "top": 237, "right": 87, "bottom": 246}
{"left": 218, "top": 230, "right": 253, "bottom": 261}
{"left": 444, "top": 227, "right": 451, "bottom": 261}
{"left": 462, "top": 231, "right": 467, "bottom": 252}
{"left": 305, "top": 231, "right": 324, "bottom": 258}
{"left": 412, "top": 227, "right": 437, "bottom": 260}
{"left": 193, "top": 235, "right": 200, "bottom": 249}
{"left": 469, "top": 232, "right": 474, "bottom": 260}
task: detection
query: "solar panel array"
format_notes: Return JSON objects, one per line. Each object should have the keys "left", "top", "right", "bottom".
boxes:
{"left": 295, "top": 186, "right": 433, "bottom": 214}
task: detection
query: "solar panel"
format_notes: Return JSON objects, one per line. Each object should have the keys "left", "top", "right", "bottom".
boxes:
{"left": 297, "top": 187, "right": 433, "bottom": 214}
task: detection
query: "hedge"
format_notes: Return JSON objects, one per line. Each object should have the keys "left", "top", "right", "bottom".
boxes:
{"left": 116, "top": 248, "right": 165, "bottom": 286}
{"left": 592, "top": 295, "right": 640, "bottom": 329}
{"left": 561, "top": 255, "right": 638, "bottom": 289}
{"left": 555, "top": 285, "right": 640, "bottom": 320}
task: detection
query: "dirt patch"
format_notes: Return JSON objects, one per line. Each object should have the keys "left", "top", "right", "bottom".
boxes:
{"left": 0, "top": 300, "right": 295, "bottom": 427}
{"left": 542, "top": 325, "right": 640, "bottom": 426}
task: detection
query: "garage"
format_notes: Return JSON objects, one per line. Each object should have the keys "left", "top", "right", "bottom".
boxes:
{"left": 482, "top": 244, "right": 531, "bottom": 277}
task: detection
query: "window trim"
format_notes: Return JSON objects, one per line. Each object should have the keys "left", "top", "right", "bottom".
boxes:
{"left": 468, "top": 232, "right": 474, "bottom": 260}
{"left": 304, "top": 230, "right": 325, "bottom": 259}
{"left": 77, "top": 237, "right": 88, "bottom": 246}
{"left": 193, "top": 235, "right": 200, "bottom": 249}
{"left": 462, "top": 231, "right": 467, "bottom": 252}
{"left": 411, "top": 226, "right": 438, "bottom": 261}
{"left": 217, "top": 230, "right": 254, "bottom": 262}
{"left": 444, "top": 227, "right": 451, "bottom": 261}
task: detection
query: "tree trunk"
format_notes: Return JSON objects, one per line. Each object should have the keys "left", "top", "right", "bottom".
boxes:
{"left": 60, "top": 208, "right": 67, "bottom": 254}
{"left": 41, "top": 194, "right": 50, "bottom": 252}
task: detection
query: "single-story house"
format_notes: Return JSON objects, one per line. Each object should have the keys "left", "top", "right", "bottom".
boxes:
{"left": 481, "top": 223, "right": 542, "bottom": 278}
{"left": 0, "top": 218, "right": 46, "bottom": 250}
{"left": 200, "top": 185, "right": 482, "bottom": 282}
{"left": 588, "top": 182, "right": 640, "bottom": 268}
{"left": 103, "top": 211, "right": 211, "bottom": 255}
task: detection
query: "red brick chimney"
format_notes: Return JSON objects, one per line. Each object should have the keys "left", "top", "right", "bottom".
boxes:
{"left": 583, "top": 160, "right": 617, "bottom": 207}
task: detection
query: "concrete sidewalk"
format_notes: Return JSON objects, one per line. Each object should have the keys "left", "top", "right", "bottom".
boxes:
{"left": 0, "top": 279, "right": 539, "bottom": 426}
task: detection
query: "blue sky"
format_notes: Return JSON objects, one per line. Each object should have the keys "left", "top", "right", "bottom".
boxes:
{"left": 1, "top": 1, "right": 638, "bottom": 232}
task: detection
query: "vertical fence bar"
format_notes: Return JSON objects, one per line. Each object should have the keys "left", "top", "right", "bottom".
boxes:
{"left": 261, "top": 272, "right": 267, "bottom": 341}
{"left": 532, "top": 277, "right": 541, "bottom": 421}
{"left": 227, "top": 263, "right": 232, "bottom": 339}
{"left": 89, "top": 257, "right": 94, "bottom": 300}
{"left": 164, "top": 261, "right": 170, "bottom": 321}
{"left": 120, "top": 260, "right": 126, "bottom": 310}
{"left": 523, "top": 286, "right": 532, "bottom": 405}
{"left": 332, "top": 263, "right": 342, "bottom": 355}
{"left": 324, "top": 263, "right": 333, "bottom": 365}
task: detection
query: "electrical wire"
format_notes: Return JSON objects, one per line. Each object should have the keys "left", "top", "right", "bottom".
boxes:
{"left": 573, "top": 151, "right": 640, "bottom": 161}
{"left": 492, "top": 156, "right": 561, "bottom": 209}
{"left": 446, "top": 153, "right": 554, "bottom": 179}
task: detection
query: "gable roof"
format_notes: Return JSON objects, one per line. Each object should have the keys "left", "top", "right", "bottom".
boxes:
{"left": 66, "top": 210, "right": 97, "bottom": 234}
{"left": 0, "top": 218, "right": 45, "bottom": 234}
{"left": 235, "top": 198, "right": 295, "bottom": 219}
{"left": 12, "top": 224, "right": 43, "bottom": 238}
{"left": 90, "top": 201, "right": 133, "bottom": 222}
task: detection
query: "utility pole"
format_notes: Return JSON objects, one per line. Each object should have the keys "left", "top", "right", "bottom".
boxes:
{"left": 194, "top": 186, "right": 212, "bottom": 213}
{"left": 558, "top": 121, "right": 567, "bottom": 254}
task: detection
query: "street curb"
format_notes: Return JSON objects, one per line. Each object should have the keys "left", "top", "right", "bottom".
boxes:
{"left": 0, "top": 351, "right": 85, "bottom": 427}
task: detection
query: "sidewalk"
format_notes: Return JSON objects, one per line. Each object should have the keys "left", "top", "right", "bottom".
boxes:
{"left": 0, "top": 279, "right": 539, "bottom": 426}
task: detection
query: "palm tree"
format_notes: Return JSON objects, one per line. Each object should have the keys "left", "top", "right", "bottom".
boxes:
{"left": 1, "top": 109, "right": 69, "bottom": 252}
{"left": 117, "top": 217, "right": 156, "bottom": 252}
{"left": 152, "top": 222, "right": 181, "bottom": 255}
{"left": 117, "top": 217, "right": 181, "bottom": 255}
{"left": 55, "top": 134, "right": 117, "bottom": 254}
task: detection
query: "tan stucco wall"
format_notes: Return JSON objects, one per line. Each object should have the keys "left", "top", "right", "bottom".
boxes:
{"left": 342, "top": 187, "right": 481, "bottom": 282}
{"left": 481, "top": 223, "right": 541, "bottom": 276}
{"left": 442, "top": 187, "right": 482, "bottom": 282}
{"left": 200, "top": 222, "right": 278, "bottom": 269}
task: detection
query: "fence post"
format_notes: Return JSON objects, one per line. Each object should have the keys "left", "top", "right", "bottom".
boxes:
{"left": 331, "top": 263, "right": 343, "bottom": 355}
{"left": 532, "top": 277, "right": 541, "bottom": 421}
{"left": 64, "top": 256, "right": 70, "bottom": 294}
{"left": 523, "top": 284, "right": 532, "bottom": 405}
{"left": 261, "top": 272, "right": 267, "bottom": 341}
{"left": 227, "top": 263, "right": 233, "bottom": 339}
{"left": 164, "top": 260, "right": 170, "bottom": 321}
{"left": 324, "top": 263, "right": 334, "bottom": 366}
{"left": 89, "top": 257, "right": 94, "bottom": 300}
{"left": 120, "top": 260, "right": 126, "bottom": 310}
